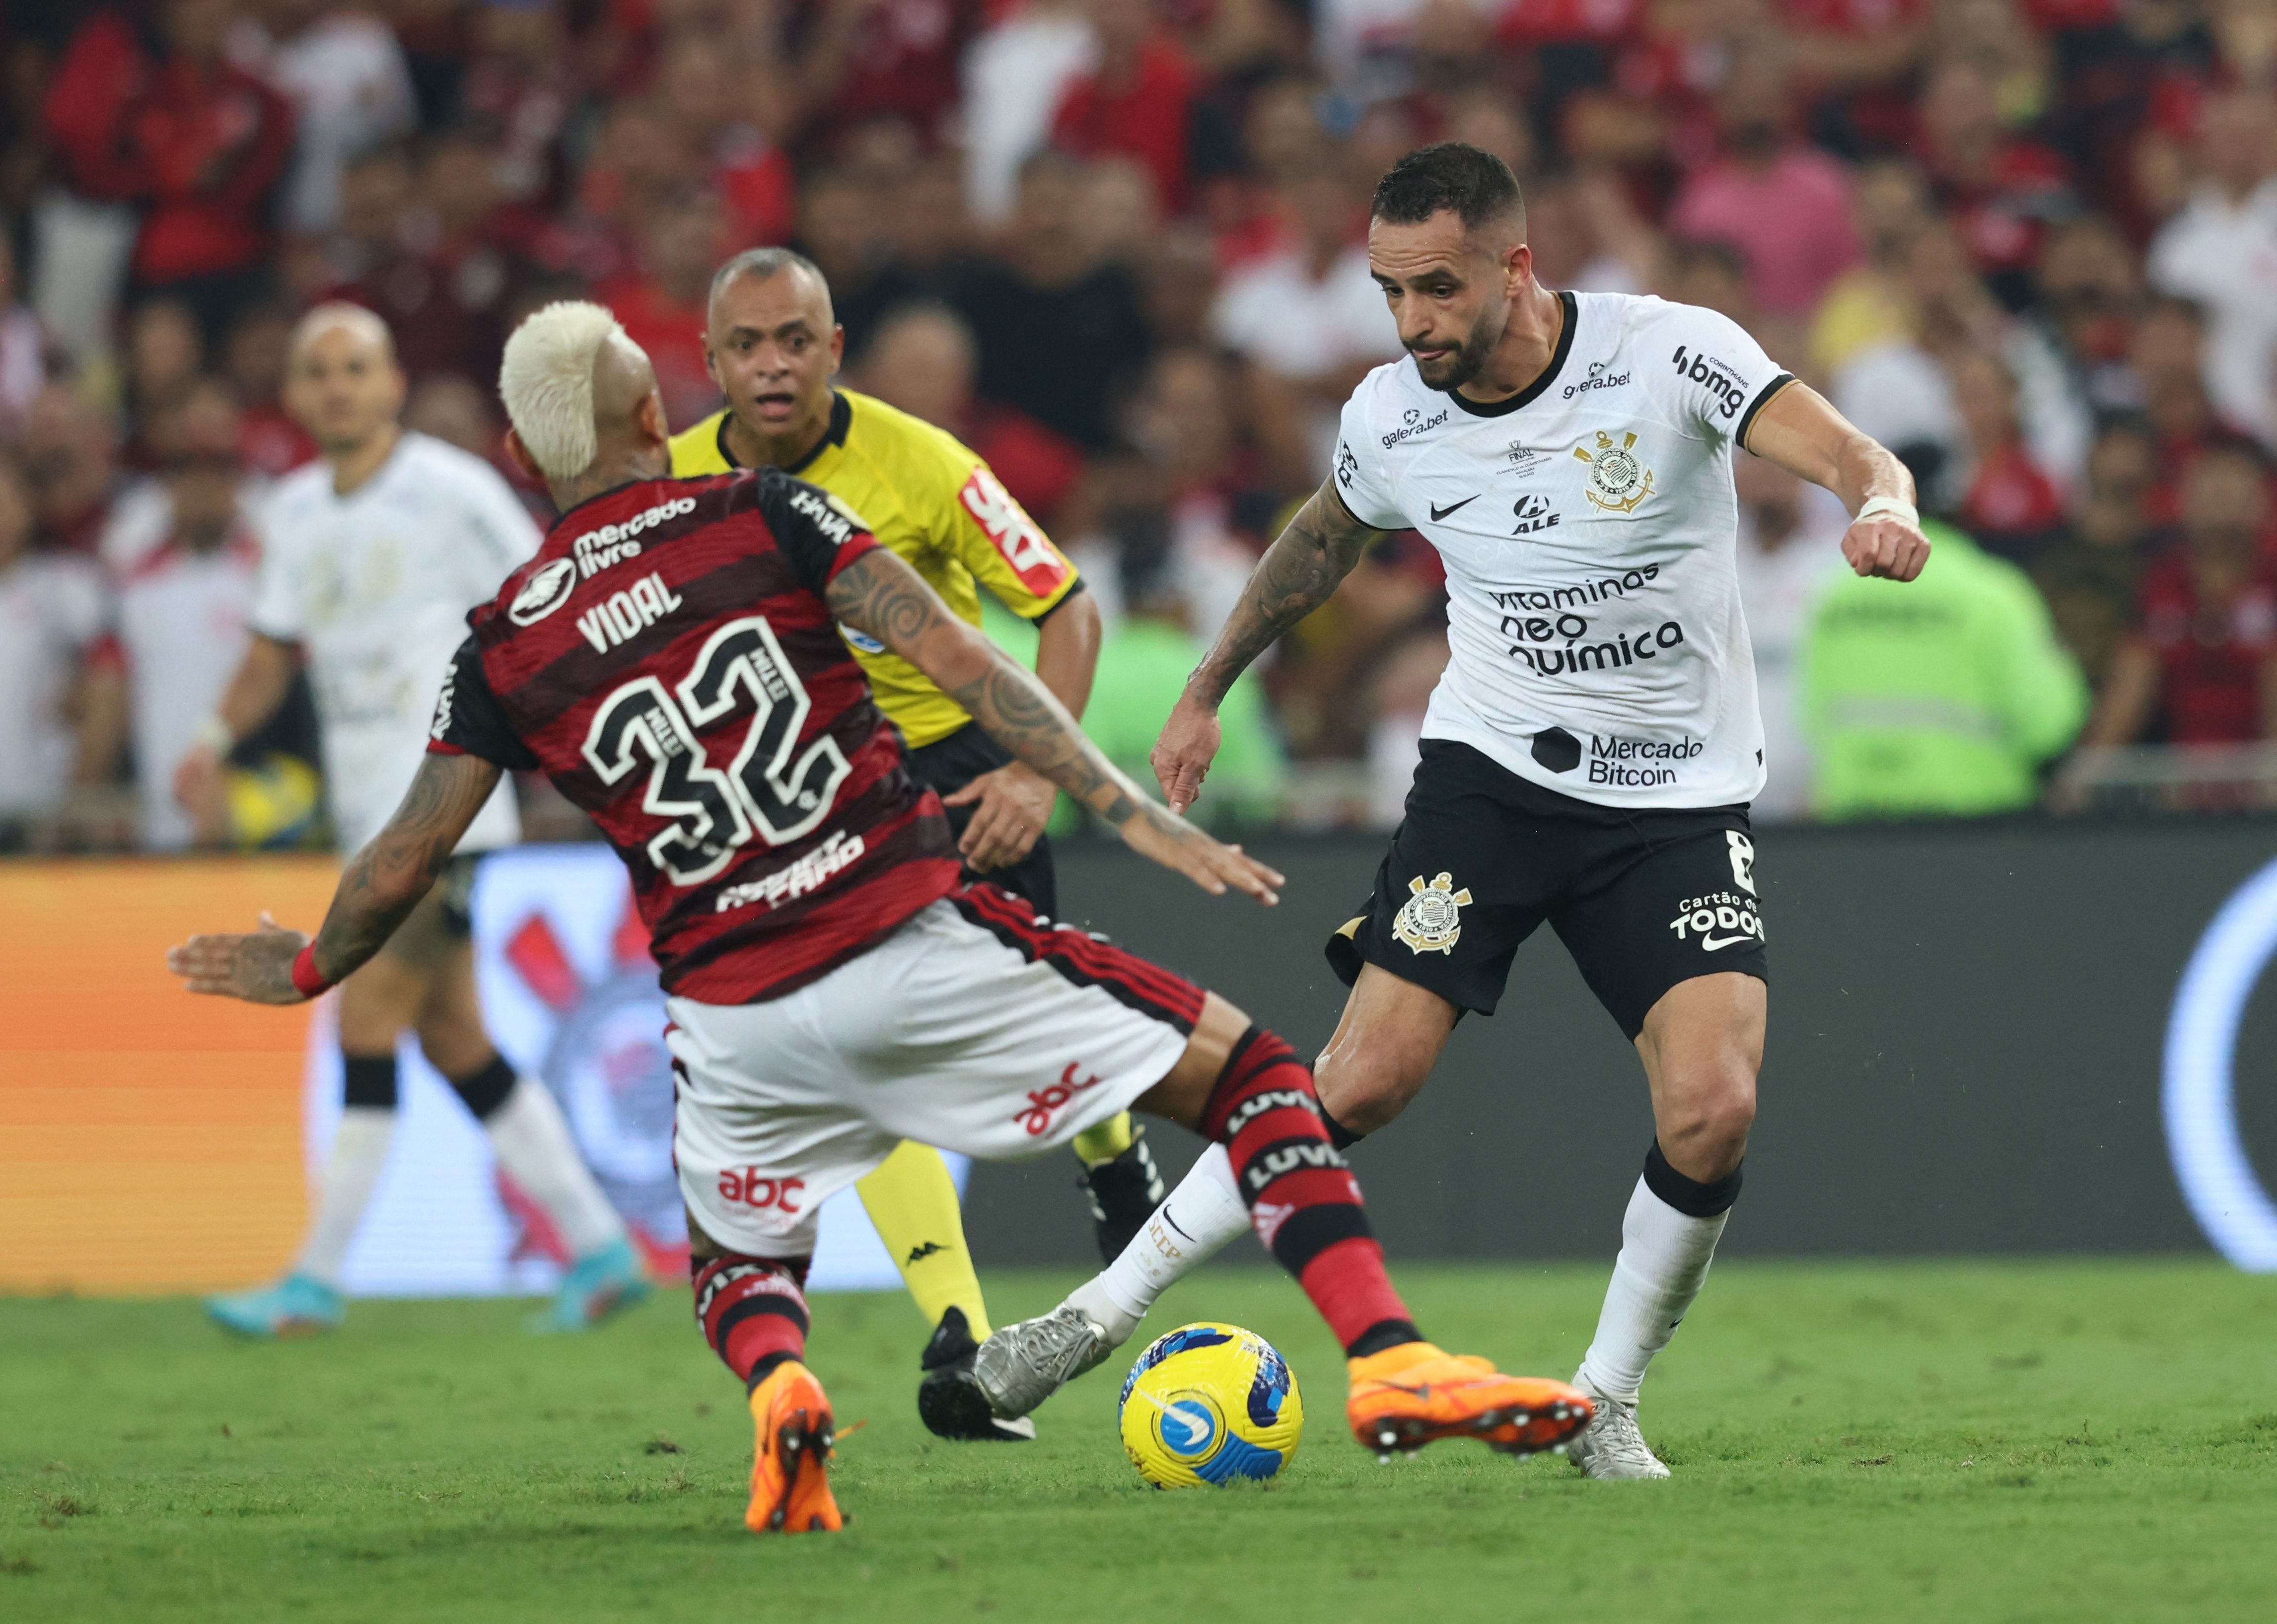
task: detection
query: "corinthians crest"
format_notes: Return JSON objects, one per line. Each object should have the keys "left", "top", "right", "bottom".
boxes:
{"left": 1392, "top": 871, "right": 1472, "bottom": 954}
{"left": 1574, "top": 429, "right": 1653, "bottom": 515}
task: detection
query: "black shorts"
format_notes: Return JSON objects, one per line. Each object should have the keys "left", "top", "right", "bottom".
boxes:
{"left": 436, "top": 852, "right": 480, "bottom": 937}
{"left": 904, "top": 722, "right": 1058, "bottom": 917}
{"left": 1325, "top": 740, "right": 1767, "bottom": 1039}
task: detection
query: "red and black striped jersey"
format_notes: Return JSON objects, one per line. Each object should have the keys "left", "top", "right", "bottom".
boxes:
{"left": 427, "top": 468, "right": 959, "bottom": 1003}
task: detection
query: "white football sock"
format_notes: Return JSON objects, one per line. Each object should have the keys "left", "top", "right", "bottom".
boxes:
{"left": 1068, "top": 1142, "right": 1250, "bottom": 1344}
{"left": 1578, "top": 1176, "right": 1730, "bottom": 1404}
{"left": 294, "top": 1106, "right": 395, "bottom": 1287}
{"left": 483, "top": 1076, "right": 627, "bottom": 1259}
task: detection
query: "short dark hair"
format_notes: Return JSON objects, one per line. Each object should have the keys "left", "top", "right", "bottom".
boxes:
{"left": 1370, "top": 142, "right": 1524, "bottom": 232}
{"left": 709, "top": 246, "right": 829, "bottom": 310}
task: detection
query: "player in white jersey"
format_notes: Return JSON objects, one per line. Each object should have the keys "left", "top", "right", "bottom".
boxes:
{"left": 972, "top": 145, "right": 1932, "bottom": 1476}
{"left": 183, "top": 304, "right": 649, "bottom": 1338}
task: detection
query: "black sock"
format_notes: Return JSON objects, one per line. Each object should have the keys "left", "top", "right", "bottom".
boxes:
{"left": 1344, "top": 1317, "right": 1424, "bottom": 1359}
{"left": 342, "top": 1053, "right": 398, "bottom": 1109}
{"left": 447, "top": 1053, "right": 517, "bottom": 1121}
{"left": 1321, "top": 1106, "right": 1365, "bottom": 1151}
{"left": 1642, "top": 1141, "right": 1744, "bottom": 1217}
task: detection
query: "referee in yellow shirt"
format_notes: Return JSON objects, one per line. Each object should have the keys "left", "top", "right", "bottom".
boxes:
{"left": 669, "top": 247, "right": 1164, "bottom": 1442}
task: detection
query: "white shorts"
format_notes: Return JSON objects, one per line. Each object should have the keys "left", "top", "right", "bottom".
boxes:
{"left": 668, "top": 893, "right": 1203, "bottom": 1257}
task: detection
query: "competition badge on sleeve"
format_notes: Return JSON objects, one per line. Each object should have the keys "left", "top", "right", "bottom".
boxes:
{"left": 1392, "top": 872, "right": 1473, "bottom": 955}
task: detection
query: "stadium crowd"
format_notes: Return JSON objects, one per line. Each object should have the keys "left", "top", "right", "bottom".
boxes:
{"left": 1, "top": 0, "right": 2274, "bottom": 850}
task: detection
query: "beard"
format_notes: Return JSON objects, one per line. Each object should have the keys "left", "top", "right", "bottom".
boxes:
{"left": 1410, "top": 308, "right": 1502, "bottom": 393}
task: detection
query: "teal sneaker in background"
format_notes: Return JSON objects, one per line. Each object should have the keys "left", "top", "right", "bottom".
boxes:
{"left": 537, "top": 1237, "right": 652, "bottom": 1332}
{"left": 206, "top": 1272, "right": 346, "bottom": 1338}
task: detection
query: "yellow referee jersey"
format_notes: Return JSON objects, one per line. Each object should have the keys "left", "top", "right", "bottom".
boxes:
{"left": 669, "top": 389, "right": 1082, "bottom": 749}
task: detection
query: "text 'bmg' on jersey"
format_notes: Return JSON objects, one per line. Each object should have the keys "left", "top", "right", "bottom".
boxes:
{"left": 1332, "top": 290, "right": 1796, "bottom": 809}
{"left": 427, "top": 468, "right": 959, "bottom": 1003}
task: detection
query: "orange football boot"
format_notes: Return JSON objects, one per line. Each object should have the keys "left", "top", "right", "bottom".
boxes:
{"left": 1346, "top": 1342, "right": 1594, "bottom": 1460}
{"left": 745, "top": 1360, "right": 844, "bottom": 1533}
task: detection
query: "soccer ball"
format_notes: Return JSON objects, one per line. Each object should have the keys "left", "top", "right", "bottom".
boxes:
{"left": 1117, "top": 1322, "right": 1302, "bottom": 1488}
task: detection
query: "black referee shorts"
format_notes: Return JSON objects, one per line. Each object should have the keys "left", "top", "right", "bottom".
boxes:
{"left": 1325, "top": 740, "right": 1767, "bottom": 1039}
{"left": 905, "top": 721, "right": 1058, "bottom": 917}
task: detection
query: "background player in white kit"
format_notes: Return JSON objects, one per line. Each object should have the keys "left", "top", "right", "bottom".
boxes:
{"left": 976, "top": 145, "right": 1932, "bottom": 1478}
{"left": 184, "top": 304, "right": 647, "bottom": 1338}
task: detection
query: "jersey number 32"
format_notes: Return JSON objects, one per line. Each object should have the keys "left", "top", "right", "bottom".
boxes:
{"left": 582, "top": 615, "right": 853, "bottom": 885}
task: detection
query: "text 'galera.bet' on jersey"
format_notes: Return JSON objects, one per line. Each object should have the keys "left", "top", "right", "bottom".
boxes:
{"left": 1332, "top": 291, "right": 1796, "bottom": 809}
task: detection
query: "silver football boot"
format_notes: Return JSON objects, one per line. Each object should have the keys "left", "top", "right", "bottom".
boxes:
{"left": 1566, "top": 1379, "right": 1672, "bottom": 1480}
{"left": 973, "top": 1304, "right": 1119, "bottom": 1419}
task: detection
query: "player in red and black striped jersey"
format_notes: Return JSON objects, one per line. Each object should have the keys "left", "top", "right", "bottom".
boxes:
{"left": 167, "top": 302, "right": 1591, "bottom": 1535}
{"left": 426, "top": 465, "right": 960, "bottom": 1005}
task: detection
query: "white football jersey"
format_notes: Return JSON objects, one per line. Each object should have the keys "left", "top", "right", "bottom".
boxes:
{"left": 1332, "top": 290, "right": 1797, "bottom": 809}
{"left": 251, "top": 432, "right": 541, "bottom": 853}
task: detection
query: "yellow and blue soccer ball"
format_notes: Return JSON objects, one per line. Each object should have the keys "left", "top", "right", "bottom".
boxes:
{"left": 1118, "top": 1322, "right": 1302, "bottom": 1488}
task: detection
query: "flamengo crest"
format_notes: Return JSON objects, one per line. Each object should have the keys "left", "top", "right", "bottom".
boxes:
{"left": 1393, "top": 871, "right": 1472, "bottom": 955}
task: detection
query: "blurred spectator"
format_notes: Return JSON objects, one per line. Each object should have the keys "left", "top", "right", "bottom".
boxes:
{"left": 1950, "top": 349, "right": 2065, "bottom": 564}
{"left": 324, "top": 133, "right": 524, "bottom": 387}
{"left": 652, "top": 29, "right": 796, "bottom": 247}
{"left": 0, "top": 232, "right": 57, "bottom": 434}
{"left": 964, "top": 0, "right": 1100, "bottom": 224}
{"left": 1809, "top": 159, "right": 1933, "bottom": 377}
{"left": 2129, "top": 296, "right": 2224, "bottom": 521}
{"left": 45, "top": 0, "right": 297, "bottom": 339}
{"left": 1051, "top": 0, "right": 1200, "bottom": 215}
{"left": 2145, "top": 89, "right": 2277, "bottom": 450}
{"left": 232, "top": 0, "right": 419, "bottom": 234}
{"left": 1668, "top": 46, "right": 1863, "bottom": 319}
{"left": 949, "top": 152, "right": 1152, "bottom": 449}
{"left": 1801, "top": 517, "right": 2087, "bottom": 818}
{"left": 456, "top": 0, "right": 576, "bottom": 209}
{"left": 224, "top": 302, "right": 319, "bottom": 476}
{"left": 1735, "top": 455, "right": 1848, "bottom": 821}
{"left": 1210, "top": 146, "right": 1403, "bottom": 486}
{"left": 856, "top": 302, "right": 1086, "bottom": 529}
{"left": 100, "top": 378, "right": 263, "bottom": 849}
{"left": 1915, "top": 58, "right": 2072, "bottom": 307}
{"left": 20, "top": 386, "right": 122, "bottom": 555}
{"left": 594, "top": 190, "right": 726, "bottom": 428}
{"left": 2033, "top": 421, "right": 2160, "bottom": 691}
{"left": 0, "top": 455, "right": 124, "bottom": 847}
{"left": 2083, "top": 438, "right": 2277, "bottom": 748}
{"left": 779, "top": 0, "right": 989, "bottom": 158}
{"left": 124, "top": 299, "right": 207, "bottom": 466}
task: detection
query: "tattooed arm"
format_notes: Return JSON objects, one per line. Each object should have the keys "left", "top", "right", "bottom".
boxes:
{"left": 1153, "top": 478, "right": 1386, "bottom": 812}
{"left": 166, "top": 752, "right": 503, "bottom": 1004}
{"left": 826, "top": 547, "right": 1284, "bottom": 905}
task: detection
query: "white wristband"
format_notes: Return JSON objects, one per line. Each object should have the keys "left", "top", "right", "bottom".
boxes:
{"left": 191, "top": 714, "right": 233, "bottom": 755}
{"left": 1856, "top": 495, "right": 1919, "bottom": 529}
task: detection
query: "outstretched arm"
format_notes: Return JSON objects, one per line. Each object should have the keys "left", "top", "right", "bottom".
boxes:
{"left": 1153, "top": 479, "right": 1386, "bottom": 812}
{"left": 1744, "top": 382, "right": 1930, "bottom": 583}
{"left": 166, "top": 751, "right": 503, "bottom": 1003}
{"left": 826, "top": 548, "right": 1283, "bottom": 905}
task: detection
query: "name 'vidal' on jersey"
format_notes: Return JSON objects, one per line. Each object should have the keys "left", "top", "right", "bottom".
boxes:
{"left": 426, "top": 469, "right": 959, "bottom": 1004}
{"left": 1332, "top": 291, "right": 1796, "bottom": 809}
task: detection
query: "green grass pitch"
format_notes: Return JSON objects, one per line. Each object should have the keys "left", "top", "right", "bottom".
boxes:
{"left": 4, "top": 1260, "right": 2274, "bottom": 1623}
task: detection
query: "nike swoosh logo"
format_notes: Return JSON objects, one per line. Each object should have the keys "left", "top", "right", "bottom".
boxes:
{"left": 1429, "top": 495, "right": 1480, "bottom": 521}
{"left": 1700, "top": 934, "right": 1753, "bottom": 951}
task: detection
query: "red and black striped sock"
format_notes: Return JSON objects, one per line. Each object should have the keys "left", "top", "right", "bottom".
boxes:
{"left": 691, "top": 1253, "right": 811, "bottom": 1391}
{"left": 1199, "top": 1026, "right": 1422, "bottom": 1358}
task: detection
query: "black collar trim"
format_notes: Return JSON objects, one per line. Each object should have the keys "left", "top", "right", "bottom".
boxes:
{"left": 1446, "top": 290, "right": 1577, "bottom": 419}
{"left": 713, "top": 391, "right": 853, "bottom": 474}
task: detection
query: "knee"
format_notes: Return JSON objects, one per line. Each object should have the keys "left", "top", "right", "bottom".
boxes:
{"left": 1656, "top": 1060, "right": 1756, "bottom": 1174}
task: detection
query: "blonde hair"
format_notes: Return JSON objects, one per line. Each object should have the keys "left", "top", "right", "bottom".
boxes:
{"left": 497, "top": 301, "right": 632, "bottom": 480}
